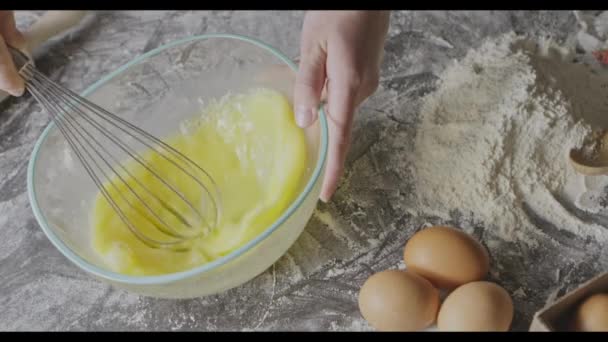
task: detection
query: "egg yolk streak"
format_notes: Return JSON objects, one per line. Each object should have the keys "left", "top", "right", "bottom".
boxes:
{"left": 90, "top": 88, "right": 308, "bottom": 276}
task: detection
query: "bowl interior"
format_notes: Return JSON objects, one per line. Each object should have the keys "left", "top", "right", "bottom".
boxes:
{"left": 28, "top": 35, "right": 325, "bottom": 280}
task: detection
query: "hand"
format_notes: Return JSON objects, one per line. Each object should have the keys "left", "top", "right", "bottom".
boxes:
{"left": 294, "top": 10, "right": 390, "bottom": 202}
{"left": 0, "top": 11, "right": 26, "bottom": 96}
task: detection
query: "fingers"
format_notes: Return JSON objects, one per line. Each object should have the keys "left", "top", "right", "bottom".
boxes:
{"left": 0, "top": 11, "right": 25, "bottom": 96}
{"left": 319, "top": 77, "right": 358, "bottom": 202}
{"left": 0, "top": 36, "right": 24, "bottom": 96}
{"left": 0, "top": 11, "right": 25, "bottom": 49}
{"left": 294, "top": 42, "right": 327, "bottom": 128}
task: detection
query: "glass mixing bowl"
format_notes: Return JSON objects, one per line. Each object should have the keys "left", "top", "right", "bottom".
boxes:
{"left": 26, "top": 34, "right": 328, "bottom": 298}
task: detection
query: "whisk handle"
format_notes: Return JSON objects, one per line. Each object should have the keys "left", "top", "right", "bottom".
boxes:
{"left": 7, "top": 45, "right": 33, "bottom": 77}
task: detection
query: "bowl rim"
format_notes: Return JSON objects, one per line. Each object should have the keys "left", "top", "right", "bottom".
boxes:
{"left": 26, "top": 33, "right": 329, "bottom": 285}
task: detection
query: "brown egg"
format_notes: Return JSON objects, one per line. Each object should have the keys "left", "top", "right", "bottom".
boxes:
{"left": 437, "top": 281, "right": 514, "bottom": 331}
{"left": 403, "top": 225, "right": 490, "bottom": 289}
{"left": 358, "top": 269, "right": 440, "bottom": 331}
{"left": 572, "top": 293, "right": 608, "bottom": 331}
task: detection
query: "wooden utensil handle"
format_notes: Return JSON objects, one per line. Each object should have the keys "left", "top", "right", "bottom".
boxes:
{"left": 23, "top": 11, "right": 88, "bottom": 52}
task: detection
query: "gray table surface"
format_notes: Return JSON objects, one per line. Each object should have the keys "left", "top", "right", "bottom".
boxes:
{"left": 1, "top": 10, "right": 607, "bottom": 331}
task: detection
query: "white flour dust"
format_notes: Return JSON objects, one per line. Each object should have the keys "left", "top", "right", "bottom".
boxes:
{"left": 412, "top": 32, "right": 608, "bottom": 245}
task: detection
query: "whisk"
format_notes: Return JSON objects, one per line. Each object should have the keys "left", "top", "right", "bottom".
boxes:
{"left": 10, "top": 45, "right": 221, "bottom": 250}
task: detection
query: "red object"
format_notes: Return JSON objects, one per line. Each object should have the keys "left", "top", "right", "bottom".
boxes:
{"left": 593, "top": 49, "right": 608, "bottom": 65}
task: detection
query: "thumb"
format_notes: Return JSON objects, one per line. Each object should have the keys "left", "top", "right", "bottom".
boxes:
{"left": 293, "top": 42, "right": 326, "bottom": 128}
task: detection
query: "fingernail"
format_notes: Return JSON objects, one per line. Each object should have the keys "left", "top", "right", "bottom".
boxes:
{"left": 295, "top": 106, "right": 314, "bottom": 128}
{"left": 319, "top": 188, "right": 333, "bottom": 203}
{"left": 8, "top": 87, "right": 24, "bottom": 97}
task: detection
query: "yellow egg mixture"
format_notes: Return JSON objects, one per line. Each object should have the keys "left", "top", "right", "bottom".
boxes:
{"left": 91, "top": 88, "right": 308, "bottom": 276}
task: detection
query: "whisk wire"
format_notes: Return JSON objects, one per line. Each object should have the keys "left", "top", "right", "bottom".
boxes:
{"left": 26, "top": 73, "right": 190, "bottom": 248}
{"left": 13, "top": 46, "right": 221, "bottom": 249}
{"left": 26, "top": 67, "right": 203, "bottom": 222}
{"left": 27, "top": 74, "right": 193, "bottom": 244}
{"left": 26, "top": 81, "right": 165, "bottom": 247}
{"left": 25, "top": 68, "right": 201, "bottom": 236}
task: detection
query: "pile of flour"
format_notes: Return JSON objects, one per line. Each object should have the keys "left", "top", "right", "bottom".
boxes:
{"left": 412, "top": 32, "right": 608, "bottom": 245}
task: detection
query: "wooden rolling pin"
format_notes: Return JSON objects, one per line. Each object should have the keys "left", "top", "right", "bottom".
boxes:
{"left": 0, "top": 10, "right": 88, "bottom": 103}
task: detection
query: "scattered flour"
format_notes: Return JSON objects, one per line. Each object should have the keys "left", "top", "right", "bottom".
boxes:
{"left": 412, "top": 32, "right": 608, "bottom": 245}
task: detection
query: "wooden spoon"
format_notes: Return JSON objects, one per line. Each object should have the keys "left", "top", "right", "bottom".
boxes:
{"left": 569, "top": 129, "right": 608, "bottom": 175}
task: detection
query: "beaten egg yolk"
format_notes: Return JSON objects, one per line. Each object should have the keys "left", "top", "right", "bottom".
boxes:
{"left": 90, "top": 88, "right": 308, "bottom": 276}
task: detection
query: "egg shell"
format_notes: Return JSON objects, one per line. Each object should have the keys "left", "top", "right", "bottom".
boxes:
{"left": 437, "top": 281, "right": 514, "bottom": 331}
{"left": 572, "top": 293, "right": 608, "bottom": 331}
{"left": 358, "top": 269, "right": 440, "bottom": 331}
{"left": 403, "top": 225, "right": 490, "bottom": 289}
